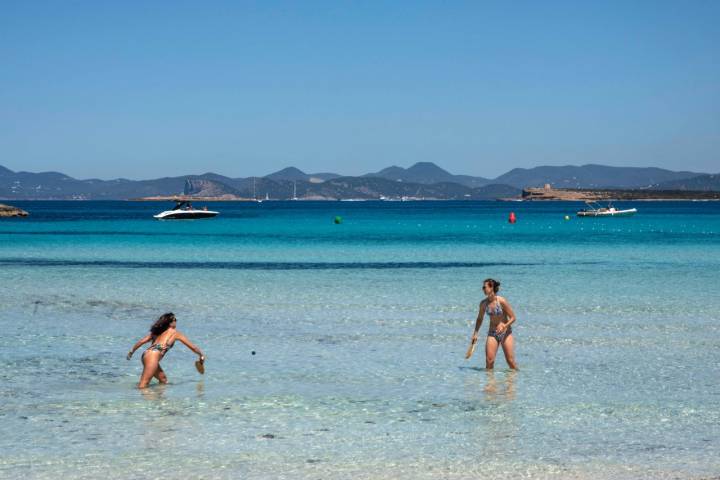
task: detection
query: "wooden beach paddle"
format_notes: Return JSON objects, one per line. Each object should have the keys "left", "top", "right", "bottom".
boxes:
{"left": 195, "top": 356, "right": 205, "bottom": 374}
{"left": 465, "top": 339, "right": 477, "bottom": 359}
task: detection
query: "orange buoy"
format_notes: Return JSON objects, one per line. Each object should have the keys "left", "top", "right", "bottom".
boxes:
{"left": 508, "top": 212, "right": 517, "bottom": 224}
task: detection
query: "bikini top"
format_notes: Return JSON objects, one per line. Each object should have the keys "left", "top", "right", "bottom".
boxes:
{"left": 485, "top": 298, "right": 504, "bottom": 317}
{"left": 149, "top": 332, "right": 176, "bottom": 353}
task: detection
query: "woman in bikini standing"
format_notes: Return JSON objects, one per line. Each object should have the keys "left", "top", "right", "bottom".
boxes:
{"left": 127, "top": 312, "right": 205, "bottom": 388}
{"left": 466, "top": 278, "right": 518, "bottom": 369}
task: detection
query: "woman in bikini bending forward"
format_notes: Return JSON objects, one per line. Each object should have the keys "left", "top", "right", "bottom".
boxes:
{"left": 127, "top": 312, "right": 205, "bottom": 388}
{"left": 467, "top": 278, "right": 517, "bottom": 369}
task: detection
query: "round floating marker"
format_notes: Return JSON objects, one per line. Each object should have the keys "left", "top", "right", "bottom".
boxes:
{"left": 564, "top": 215, "right": 570, "bottom": 221}
{"left": 508, "top": 212, "right": 517, "bottom": 224}
{"left": 334, "top": 216, "right": 343, "bottom": 224}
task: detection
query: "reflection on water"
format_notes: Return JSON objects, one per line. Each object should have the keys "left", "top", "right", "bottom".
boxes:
{"left": 138, "top": 380, "right": 204, "bottom": 401}
{"left": 482, "top": 370, "right": 520, "bottom": 460}
{"left": 460, "top": 368, "right": 521, "bottom": 462}
{"left": 484, "top": 370, "right": 516, "bottom": 402}
{"left": 460, "top": 368, "right": 516, "bottom": 403}
{"left": 140, "top": 383, "right": 168, "bottom": 401}
{"left": 195, "top": 380, "right": 204, "bottom": 397}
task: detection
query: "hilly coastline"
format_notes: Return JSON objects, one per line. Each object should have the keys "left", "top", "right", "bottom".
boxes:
{"left": 0, "top": 163, "right": 716, "bottom": 201}
{"left": 177, "top": 177, "right": 520, "bottom": 201}
{"left": 495, "top": 164, "right": 700, "bottom": 189}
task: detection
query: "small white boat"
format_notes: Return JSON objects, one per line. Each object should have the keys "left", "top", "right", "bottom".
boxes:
{"left": 154, "top": 201, "right": 218, "bottom": 220}
{"left": 577, "top": 201, "right": 637, "bottom": 217}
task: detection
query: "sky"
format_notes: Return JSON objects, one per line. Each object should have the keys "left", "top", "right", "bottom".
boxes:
{"left": 1, "top": 1, "right": 718, "bottom": 180}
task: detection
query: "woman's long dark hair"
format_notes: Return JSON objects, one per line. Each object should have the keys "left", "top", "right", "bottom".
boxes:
{"left": 150, "top": 312, "right": 176, "bottom": 337}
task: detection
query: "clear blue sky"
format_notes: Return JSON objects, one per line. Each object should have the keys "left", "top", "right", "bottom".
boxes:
{"left": 1, "top": 1, "right": 718, "bottom": 180}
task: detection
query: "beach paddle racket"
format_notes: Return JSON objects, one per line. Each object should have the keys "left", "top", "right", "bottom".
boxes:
{"left": 195, "top": 357, "right": 205, "bottom": 374}
{"left": 465, "top": 339, "right": 477, "bottom": 359}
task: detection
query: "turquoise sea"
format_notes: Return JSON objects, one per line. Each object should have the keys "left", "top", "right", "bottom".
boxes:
{"left": 1, "top": 200, "right": 719, "bottom": 479}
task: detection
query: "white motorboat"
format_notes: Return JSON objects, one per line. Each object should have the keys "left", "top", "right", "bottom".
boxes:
{"left": 154, "top": 201, "right": 219, "bottom": 220}
{"left": 576, "top": 201, "right": 637, "bottom": 217}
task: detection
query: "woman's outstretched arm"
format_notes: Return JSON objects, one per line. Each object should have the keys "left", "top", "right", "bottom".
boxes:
{"left": 176, "top": 332, "right": 205, "bottom": 361}
{"left": 127, "top": 334, "right": 152, "bottom": 360}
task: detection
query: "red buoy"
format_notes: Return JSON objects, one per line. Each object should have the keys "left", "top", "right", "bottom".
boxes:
{"left": 508, "top": 212, "right": 517, "bottom": 224}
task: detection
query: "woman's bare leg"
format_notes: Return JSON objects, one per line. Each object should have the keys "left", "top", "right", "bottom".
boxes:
{"left": 501, "top": 334, "right": 518, "bottom": 369}
{"left": 139, "top": 353, "right": 160, "bottom": 388}
{"left": 485, "top": 336, "right": 499, "bottom": 369}
{"left": 154, "top": 365, "right": 168, "bottom": 384}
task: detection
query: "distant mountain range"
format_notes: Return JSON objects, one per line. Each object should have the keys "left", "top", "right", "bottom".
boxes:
{"left": 264, "top": 167, "right": 340, "bottom": 183}
{"left": 0, "top": 162, "right": 715, "bottom": 200}
{"left": 655, "top": 174, "right": 720, "bottom": 191}
{"left": 494, "top": 164, "right": 701, "bottom": 189}
{"left": 364, "top": 162, "right": 491, "bottom": 188}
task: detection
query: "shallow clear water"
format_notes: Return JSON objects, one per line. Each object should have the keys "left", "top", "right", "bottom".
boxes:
{"left": 1, "top": 201, "right": 719, "bottom": 479}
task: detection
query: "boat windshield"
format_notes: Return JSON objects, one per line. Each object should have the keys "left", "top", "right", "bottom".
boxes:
{"left": 584, "top": 201, "right": 614, "bottom": 211}
{"left": 173, "top": 201, "right": 193, "bottom": 210}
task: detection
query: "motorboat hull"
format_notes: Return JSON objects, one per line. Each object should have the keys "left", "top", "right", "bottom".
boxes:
{"left": 154, "top": 210, "right": 219, "bottom": 220}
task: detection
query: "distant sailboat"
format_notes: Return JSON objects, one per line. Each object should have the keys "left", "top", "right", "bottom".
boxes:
{"left": 252, "top": 177, "right": 263, "bottom": 202}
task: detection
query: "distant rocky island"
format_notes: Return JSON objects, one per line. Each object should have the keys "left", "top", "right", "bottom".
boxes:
{"left": 1, "top": 162, "right": 718, "bottom": 201}
{"left": 522, "top": 185, "right": 720, "bottom": 201}
{"left": 0, "top": 203, "right": 29, "bottom": 217}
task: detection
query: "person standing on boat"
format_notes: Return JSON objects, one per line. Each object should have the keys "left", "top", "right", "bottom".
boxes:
{"left": 466, "top": 279, "right": 518, "bottom": 369}
{"left": 127, "top": 312, "right": 205, "bottom": 388}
